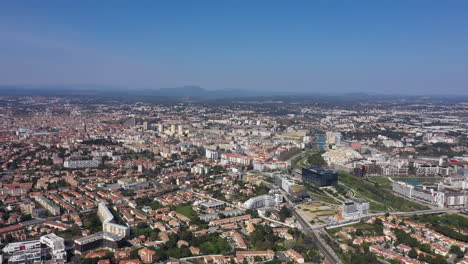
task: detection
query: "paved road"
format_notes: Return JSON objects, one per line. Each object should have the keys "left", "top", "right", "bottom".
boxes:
{"left": 292, "top": 208, "right": 343, "bottom": 264}
{"left": 20, "top": 216, "right": 60, "bottom": 226}
{"left": 180, "top": 255, "right": 222, "bottom": 261}
{"left": 278, "top": 188, "right": 343, "bottom": 264}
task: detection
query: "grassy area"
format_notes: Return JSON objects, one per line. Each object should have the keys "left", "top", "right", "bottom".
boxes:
{"left": 339, "top": 173, "right": 429, "bottom": 212}
{"left": 291, "top": 151, "right": 323, "bottom": 168}
{"left": 308, "top": 191, "right": 340, "bottom": 205}
{"left": 291, "top": 152, "right": 309, "bottom": 168}
{"left": 303, "top": 183, "right": 341, "bottom": 205}
{"left": 175, "top": 205, "right": 197, "bottom": 219}
{"left": 328, "top": 221, "right": 384, "bottom": 237}
{"left": 369, "top": 177, "right": 392, "bottom": 188}
{"left": 326, "top": 227, "right": 342, "bottom": 234}
{"left": 368, "top": 201, "right": 388, "bottom": 212}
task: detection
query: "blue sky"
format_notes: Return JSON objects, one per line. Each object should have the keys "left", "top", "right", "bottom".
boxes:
{"left": 1, "top": 0, "right": 467, "bottom": 94}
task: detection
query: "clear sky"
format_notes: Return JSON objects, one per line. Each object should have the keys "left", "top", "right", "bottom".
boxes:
{"left": 1, "top": 0, "right": 467, "bottom": 94}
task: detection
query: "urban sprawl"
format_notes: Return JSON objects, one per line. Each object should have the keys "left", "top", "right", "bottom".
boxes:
{"left": 0, "top": 96, "right": 467, "bottom": 264}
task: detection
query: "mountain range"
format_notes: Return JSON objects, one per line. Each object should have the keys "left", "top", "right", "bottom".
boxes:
{"left": 0, "top": 85, "right": 271, "bottom": 98}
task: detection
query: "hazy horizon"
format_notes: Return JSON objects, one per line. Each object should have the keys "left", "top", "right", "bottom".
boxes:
{"left": 1, "top": 1, "right": 468, "bottom": 95}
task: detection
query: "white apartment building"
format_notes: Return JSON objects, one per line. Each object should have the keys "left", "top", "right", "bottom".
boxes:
{"left": 97, "top": 203, "right": 129, "bottom": 237}
{"left": 242, "top": 194, "right": 282, "bottom": 209}
{"left": 64, "top": 159, "right": 100, "bottom": 169}
{"left": 205, "top": 148, "right": 219, "bottom": 160}
{"left": 33, "top": 194, "right": 60, "bottom": 215}
{"left": 392, "top": 181, "right": 466, "bottom": 208}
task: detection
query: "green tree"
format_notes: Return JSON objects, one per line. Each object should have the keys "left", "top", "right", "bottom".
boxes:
{"left": 420, "top": 243, "right": 431, "bottom": 253}
{"left": 20, "top": 214, "right": 32, "bottom": 222}
{"left": 408, "top": 248, "right": 418, "bottom": 259}
{"left": 307, "top": 153, "right": 326, "bottom": 166}
{"left": 355, "top": 229, "right": 363, "bottom": 236}
{"left": 450, "top": 245, "right": 464, "bottom": 259}
{"left": 279, "top": 206, "right": 292, "bottom": 222}
{"left": 130, "top": 248, "right": 140, "bottom": 259}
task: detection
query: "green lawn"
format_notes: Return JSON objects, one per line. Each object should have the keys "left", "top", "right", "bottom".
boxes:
{"left": 175, "top": 205, "right": 197, "bottom": 219}
{"left": 370, "top": 177, "right": 392, "bottom": 188}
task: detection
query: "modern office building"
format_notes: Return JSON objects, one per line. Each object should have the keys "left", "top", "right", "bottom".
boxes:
{"left": 198, "top": 200, "right": 226, "bottom": 209}
{"left": 3, "top": 240, "right": 44, "bottom": 264}
{"left": 301, "top": 166, "right": 338, "bottom": 187}
{"left": 342, "top": 198, "right": 369, "bottom": 220}
{"left": 74, "top": 232, "right": 125, "bottom": 254}
{"left": 40, "top": 233, "right": 67, "bottom": 260}
{"left": 2, "top": 240, "right": 42, "bottom": 254}
{"left": 4, "top": 234, "right": 68, "bottom": 262}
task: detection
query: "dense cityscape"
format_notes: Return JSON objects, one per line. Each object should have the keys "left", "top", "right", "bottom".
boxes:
{"left": 0, "top": 95, "right": 466, "bottom": 264}
{"left": 2, "top": 1, "right": 468, "bottom": 263}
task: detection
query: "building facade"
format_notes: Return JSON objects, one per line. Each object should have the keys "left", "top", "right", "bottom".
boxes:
{"left": 342, "top": 198, "right": 369, "bottom": 220}
{"left": 98, "top": 203, "right": 129, "bottom": 237}
{"left": 301, "top": 166, "right": 338, "bottom": 187}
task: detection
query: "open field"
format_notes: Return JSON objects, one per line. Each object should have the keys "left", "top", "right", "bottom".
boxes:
{"left": 175, "top": 205, "right": 197, "bottom": 219}
{"left": 297, "top": 201, "right": 339, "bottom": 221}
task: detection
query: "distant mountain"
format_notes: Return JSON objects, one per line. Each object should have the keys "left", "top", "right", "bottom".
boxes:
{"left": 155, "top": 85, "right": 207, "bottom": 97}
{"left": 1, "top": 85, "right": 465, "bottom": 101}
{"left": 143, "top": 85, "right": 271, "bottom": 98}
{"left": 0, "top": 85, "right": 272, "bottom": 98}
